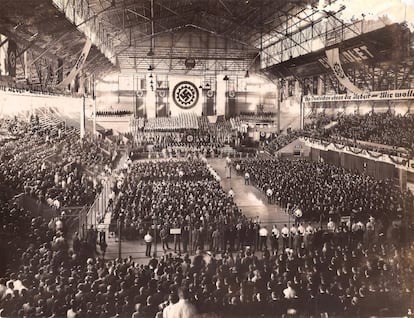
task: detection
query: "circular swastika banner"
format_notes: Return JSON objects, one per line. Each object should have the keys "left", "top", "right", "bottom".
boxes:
{"left": 172, "top": 81, "right": 199, "bottom": 109}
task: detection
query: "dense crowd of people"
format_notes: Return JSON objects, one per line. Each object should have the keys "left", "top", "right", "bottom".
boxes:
{"left": 234, "top": 158, "right": 413, "bottom": 225}
{"left": 96, "top": 110, "right": 133, "bottom": 117}
{"left": 128, "top": 116, "right": 236, "bottom": 153}
{"left": 328, "top": 112, "right": 414, "bottom": 151}
{"left": 301, "top": 112, "right": 414, "bottom": 158}
{"left": 0, "top": 117, "right": 113, "bottom": 209}
{"left": 264, "top": 132, "right": 301, "bottom": 154}
{"left": 144, "top": 113, "right": 199, "bottom": 131}
{"left": 239, "top": 112, "right": 277, "bottom": 123}
{"left": 111, "top": 159, "right": 250, "bottom": 250}
{"left": 1, "top": 194, "right": 413, "bottom": 317}
{"left": 1, "top": 109, "right": 414, "bottom": 317}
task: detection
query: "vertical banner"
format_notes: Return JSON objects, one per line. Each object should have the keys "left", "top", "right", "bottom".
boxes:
{"left": 169, "top": 76, "right": 202, "bottom": 116}
{"left": 156, "top": 89, "right": 168, "bottom": 117}
{"left": 0, "top": 34, "right": 7, "bottom": 75}
{"left": 7, "top": 39, "right": 17, "bottom": 78}
{"left": 57, "top": 58, "right": 63, "bottom": 83}
{"left": 23, "top": 51, "right": 28, "bottom": 79}
{"left": 226, "top": 90, "right": 236, "bottom": 119}
{"left": 288, "top": 80, "right": 293, "bottom": 97}
{"left": 312, "top": 76, "right": 318, "bottom": 95}
{"left": 326, "top": 48, "right": 363, "bottom": 94}
{"left": 80, "top": 97, "right": 86, "bottom": 139}
{"left": 57, "top": 38, "right": 92, "bottom": 88}
{"left": 136, "top": 90, "right": 146, "bottom": 117}
{"left": 205, "top": 89, "right": 215, "bottom": 116}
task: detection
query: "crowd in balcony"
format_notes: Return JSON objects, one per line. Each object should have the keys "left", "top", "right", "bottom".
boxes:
{"left": 0, "top": 116, "right": 113, "bottom": 210}
{"left": 324, "top": 112, "right": 414, "bottom": 153}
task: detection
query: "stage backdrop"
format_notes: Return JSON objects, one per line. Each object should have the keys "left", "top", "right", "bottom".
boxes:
{"left": 168, "top": 76, "right": 203, "bottom": 116}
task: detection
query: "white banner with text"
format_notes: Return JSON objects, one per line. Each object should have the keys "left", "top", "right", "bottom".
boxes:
{"left": 303, "top": 88, "right": 414, "bottom": 103}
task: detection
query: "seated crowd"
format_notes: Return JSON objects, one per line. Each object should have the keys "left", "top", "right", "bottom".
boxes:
{"left": 301, "top": 112, "right": 414, "bottom": 158}
{"left": 239, "top": 112, "right": 277, "bottom": 123}
{"left": 234, "top": 158, "right": 413, "bottom": 224}
{"left": 144, "top": 113, "right": 198, "bottom": 131}
{"left": 262, "top": 111, "right": 414, "bottom": 158}
{"left": 129, "top": 116, "right": 235, "bottom": 153}
{"left": 0, "top": 126, "right": 413, "bottom": 317}
{"left": 328, "top": 112, "right": 414, "bottom": 151}
{"left": 0, "top": 116, "right": 113, "bottom": 209}
{"left": 264, "top": 131, "right": 301, "bottom": 154}
{"left": 111, "top": 158, "right": 245, "bottom": 246}
{"left": 96, "top": 110, "right": 133, "bottom": 117}
{"left": 1, "top": 182, "right": 413, "bottom": 317}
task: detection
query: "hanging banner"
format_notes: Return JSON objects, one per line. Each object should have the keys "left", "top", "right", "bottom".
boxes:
{"left": 325, "top": 48, "right": 363, "bottom": 95}
{"left": 205, "top": 90, "right": 215, "bottom": 116}
{"left": 226, "top": 91, "right": 237, "bottom": 119}
{"left": 7, "top": 39, "right": 17, "bottom": 78}
{"left": 57, "top": 38, "right": 92, "bottom": 88}
{"left": 169, "top": 76, "right": 202, "bottom": 116}
{"left": 156, "top": 89, "right": 168, "bottom": 117}
{"left": 136, "top": 90, "right": 146, "bottom": 117}
{"left": 303, "top": 88, "right": 414, "bottom": 103}
{"left": 57, "top": 58, "right": 63, "bottom": 83}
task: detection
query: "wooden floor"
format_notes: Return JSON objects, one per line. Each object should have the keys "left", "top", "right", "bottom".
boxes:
{"left": 207, "top": 158, "right": 290, "bottom": 225}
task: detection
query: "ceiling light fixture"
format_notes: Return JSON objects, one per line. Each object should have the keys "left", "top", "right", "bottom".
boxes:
{"left": 147, "top": 48, "right": 154, "bottom": 57}
{"left": 223, "top": 75, "right": 229, "bottom": 81}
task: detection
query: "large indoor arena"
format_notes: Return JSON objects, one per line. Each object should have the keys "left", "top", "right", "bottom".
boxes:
{"left": 1, "top": 0, "right": 414, "bottom": 317}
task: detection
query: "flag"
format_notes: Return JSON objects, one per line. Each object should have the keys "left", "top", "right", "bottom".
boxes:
{"left": 326, "top": 48, "right": 363, "bottom": 94}
{"left": 57, "top": 38, "right": 92, "bottom": 88}
{"left": 7, "top": 39, "right": 17, "bottom": 78}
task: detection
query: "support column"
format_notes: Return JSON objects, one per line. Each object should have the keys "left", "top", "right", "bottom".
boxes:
{"left": 80, "top": 96, "right": 86, "bottom": 139}
{"left": 277, "top": 83, "right": 281, "bottom": 133}
{"left": 399, "top": 168, "right": 407, "bottom": 191}
{"left": 299, "top": 94, "right": 304, "bottom": 130}
{"left": 93, "top": 94, "right": 97, "bottom": 135}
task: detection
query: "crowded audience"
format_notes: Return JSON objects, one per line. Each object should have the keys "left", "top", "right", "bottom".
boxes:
{"left": 234, "top": 158, "right": 413, "bottom": 224}
{"left": 328, "top": 112, "right": 414, "bottom": 151}
{"left": 111, "top": 159, "right": 248, "bottom": 248}
{"left": 1, "top": 199, "right": 413, "bottom": 317}
{"left": 0, "top": 116, "right": 113, "bottom": 209}
{"left": 145, "top": 113, "right": 198, "bottom": 131}
{"left": 96, "top": 110, "right": 133, "bottom": 117}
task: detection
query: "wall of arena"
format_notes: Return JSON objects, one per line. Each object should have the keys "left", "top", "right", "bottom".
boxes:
{"left": 96, "top": 73, "right": 278, "bottom": 118}
{"left": 0, "top": 90, "right": 93, "bottom": 119}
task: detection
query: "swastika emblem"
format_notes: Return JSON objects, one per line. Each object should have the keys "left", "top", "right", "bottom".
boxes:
{"left": 173, "top": 81, "right": 199, "bottom": 109}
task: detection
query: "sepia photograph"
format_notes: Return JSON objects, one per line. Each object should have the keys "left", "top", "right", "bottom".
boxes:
{"left": 0, "top": 0, "right": 414, "bottom": 317}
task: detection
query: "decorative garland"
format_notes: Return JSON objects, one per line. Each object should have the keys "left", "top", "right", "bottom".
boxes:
{"left": 366, "top": 149, "right": 383, "bottom": 159}
{"left": 388, "top": 155, "right": 408, "bottom": 166}
{"left": 333, "top": 142, "right": 347, "bottom": 150}
{"left": 321, "top": 140, "right": 331, "bottom": 147}
{"left": 347, "top": 146, "right": 364, "bottom": 154}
